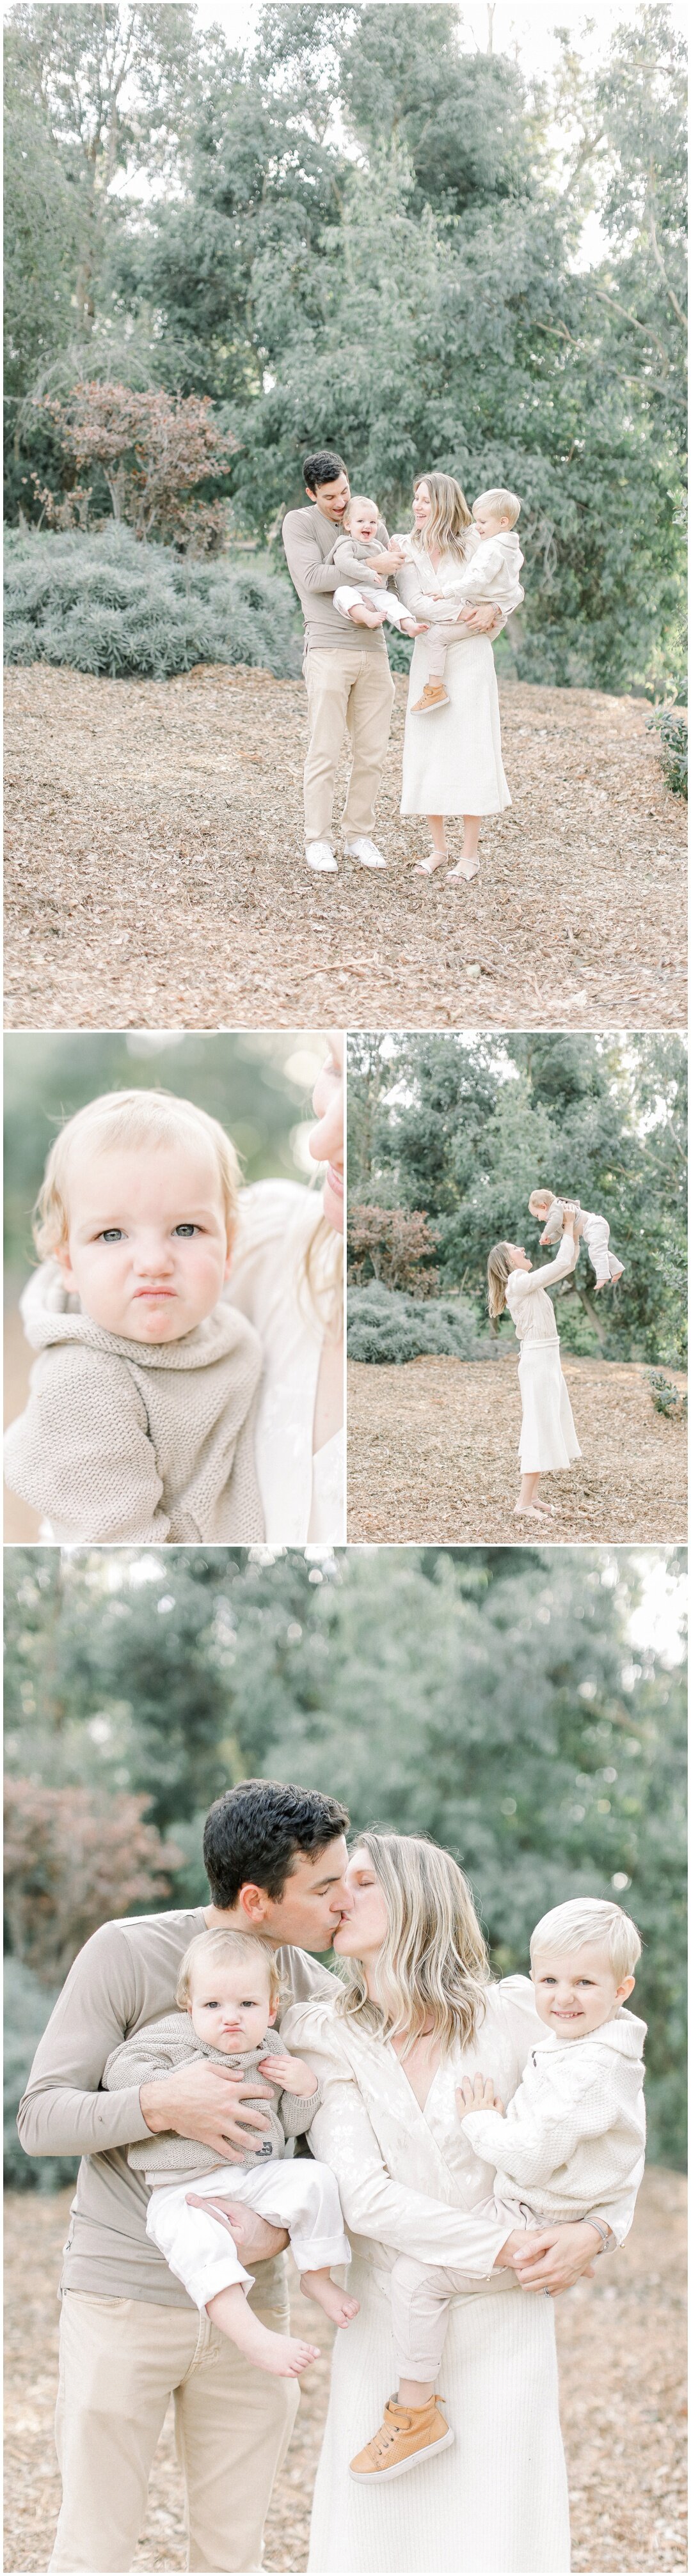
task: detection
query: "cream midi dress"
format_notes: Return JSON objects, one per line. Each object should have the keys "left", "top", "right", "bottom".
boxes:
{"left": 282, "top": 1973, "right": 636, "bottom": 2576}
{"left": 505, "top": 1233, "right": 582, "bottom": 1475}
{"left": 396, "top": 542, "right": 512, "bottom": 818}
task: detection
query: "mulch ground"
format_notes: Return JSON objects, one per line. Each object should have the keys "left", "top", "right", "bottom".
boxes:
{"left": 347, "top": 1352, "right": 688, "bottom": 1542}
{"left": 4, "top": 664, "right": 686, "bottom": 1031}
{"left": 3, "top": 2170, "right": 686, "bottom": 2573}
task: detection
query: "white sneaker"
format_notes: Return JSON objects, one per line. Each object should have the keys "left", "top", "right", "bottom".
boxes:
{"left": 344, "top": 836, "right": 386, "bottom": 870}
{"left": 306, "top": 841, "right": 338, "bottom": 873}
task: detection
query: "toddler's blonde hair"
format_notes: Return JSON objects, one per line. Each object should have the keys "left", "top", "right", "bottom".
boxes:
{"left": 528, "top": 1188, "right": 555, "bottom": 1215}
{"left": 33, "top": 1088, "right": 242, "bottom": 1259}
{"left": 342, "top": 494, "right": 379, "bottom": 527}
{"left": 474, "top": 487, "right": 521, "bottom": 527}
{"left": 530, "top": 1897, "right": 641, "bottom": 1984}
{"left": 175, "top": 1926, "right": 282, "bottom": 2011}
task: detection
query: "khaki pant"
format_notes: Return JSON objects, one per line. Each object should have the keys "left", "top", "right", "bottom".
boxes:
{"left": 49, "top": 2288, "right": 299, "bottom": 2573}
{"left": 303, "top": 645, "right": 395, "bottom": 845}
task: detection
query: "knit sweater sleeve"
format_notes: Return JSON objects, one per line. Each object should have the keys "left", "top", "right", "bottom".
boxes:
{"left": 3, "top": 1346, "right": 171, "bottom": 1541}
{"left": 331, "top": 538, "right": 385, "bottom": 588}
{"left": 103, "top": 2016, "right": 193, "bottom": 2095}
{"left": 280, "top": 2079, "right": 323, "bottom": 2137}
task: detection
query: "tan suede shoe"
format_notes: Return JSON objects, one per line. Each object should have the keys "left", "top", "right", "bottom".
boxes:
{"left": 350, "top": 2393, "right": 454, "bottom": 2482}
{"left": 411, "top": 682, "right": 450, "bottom": 714}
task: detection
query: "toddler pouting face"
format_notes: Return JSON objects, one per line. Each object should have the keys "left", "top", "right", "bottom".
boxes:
{"left": 54, "top": 1131, "right": 233, "bottom": 1344}
{"left": 184, "top": 1948, "right": 277, "bottom": 2054}
{"left": 530, "top": 1943, "right": 635, "bottom": 2041}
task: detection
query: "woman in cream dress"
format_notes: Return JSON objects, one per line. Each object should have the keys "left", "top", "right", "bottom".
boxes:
{"left": 487, "top": 1208, "right": 582, "bottom": 1524}
{"left": 396, "top": 473, "right": 511, "bottom": 882}
{"left": 283, "top": 1832, "right": 632, "bottom": 2576}
{"left": 225, "top": 1031, "right": 344, "bottom": 1541}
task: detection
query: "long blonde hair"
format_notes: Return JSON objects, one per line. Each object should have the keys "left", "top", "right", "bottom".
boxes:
{"left": 487, "top": 1241, "right": 514, "bottom": 1319}
{"left": 336, "top": 1829, "right": 489, "bottom": 2057}
{"left": 412, "top": 471, "right": 472, "bottom": 564}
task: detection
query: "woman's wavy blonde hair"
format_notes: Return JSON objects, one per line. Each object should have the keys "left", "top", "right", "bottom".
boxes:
{"left": 300, "top": 1208, "right": 344, "bottom": 1341}
{"left": 487, "top": 1242, "right": 514, "bottom": 1320}
{"left": 335, "top": 1829, "right": 489, "bottom": 2057}
{"left": 412, "top": 471, "right": 472, "bottom": 564}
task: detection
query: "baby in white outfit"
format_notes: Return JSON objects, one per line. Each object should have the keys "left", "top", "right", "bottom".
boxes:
{"left": 330, "top": 494, "right": 423, "bottom": 637}
{"left": 105, "top": 1928, "right": 356, "bottom": 2380}
{"left": 408, "top": 487, "right": 524, "bottom": 714}
{"left": 528, "top": 1188, "right": 624, "bottom": 1290}
{"left": 352, "top": 1896, "right": 645, "bottom": 2482}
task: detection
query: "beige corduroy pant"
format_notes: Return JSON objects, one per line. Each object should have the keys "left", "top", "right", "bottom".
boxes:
{"left": 303, "top": 645, "right": 395, "bottom": 844}
{"left": 49, "top": 2287, "right": 299, "bottom": 2573}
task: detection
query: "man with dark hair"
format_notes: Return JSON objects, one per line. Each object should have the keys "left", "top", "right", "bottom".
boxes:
{"left": 282, "top": 448, "right": 413, "bottom": 875}
{"left": 19, "top": 1779, "right": 351, "bottom": 2573}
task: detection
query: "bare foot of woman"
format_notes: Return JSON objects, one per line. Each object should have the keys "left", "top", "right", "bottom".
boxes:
{"left": 301, "top": 2269, "right": 360, "bottom": 2327}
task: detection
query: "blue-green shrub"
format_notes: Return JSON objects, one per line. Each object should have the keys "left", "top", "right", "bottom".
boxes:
{"left": 4, "top": 526, "right": 301, "bottom": 680}
{"left": 347, "top": 1279, "right": 490, "bottom": 1364}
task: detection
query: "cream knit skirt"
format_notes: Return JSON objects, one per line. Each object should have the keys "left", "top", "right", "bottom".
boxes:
{"left": 308, "top": 2256, "right": 570, "bottom": 2573}
{"left": 517, "top": 1341, "right": 581, "bottom": 1474}
{"left": 401, "top": 632, "right": 511, "bottom": 816}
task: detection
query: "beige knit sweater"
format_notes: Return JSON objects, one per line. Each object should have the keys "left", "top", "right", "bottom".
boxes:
{"left": 103, "top": 2014, "right": 322, "bottom": 2186}
{"left": 3, "top": 1262, "right": 264, "bottom": 1542}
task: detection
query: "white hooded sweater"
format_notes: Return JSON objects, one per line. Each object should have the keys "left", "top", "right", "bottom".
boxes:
{"left": 459, "top": 2008, "right": 646, "bottom": 2229}
{"left": 3, "top": 1261, "right": 264, "bottom": 1542}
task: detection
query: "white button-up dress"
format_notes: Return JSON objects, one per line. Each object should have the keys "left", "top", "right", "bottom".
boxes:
{"left": 283, "top": 1975, "right": 639, "bottom": 2574}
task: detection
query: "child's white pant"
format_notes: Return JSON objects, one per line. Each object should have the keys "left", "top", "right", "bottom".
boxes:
{"left": 147, "top": 2157, "right": 351, "bottom": 2313}
{"left": 390, "top": 2247, "right": 508, "bottom": 2382}
{"left": 424, "top": 617, "right": 467, "bottom": 678}
{"left": 584, "top": 1216, "right": 622, "bottom": 1285}
{"left": 333, "top": 582, "right": 409, "bottom": 634}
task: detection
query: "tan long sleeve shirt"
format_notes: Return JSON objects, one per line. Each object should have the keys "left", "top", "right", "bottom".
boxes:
{"left": 17, "top": 1906, "right": 335, "bottom": 2307}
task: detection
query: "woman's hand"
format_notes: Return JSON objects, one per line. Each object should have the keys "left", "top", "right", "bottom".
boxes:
{"left": 463, "top": 603, "right": 502, "bottom": 635}
{"left": 258, "top": 2050, "right": 318, "bottom": 2097}
{"left": 495, "top": 2221, "right": 605, "bottom": 2293}
{"left": 456, "top": 2072, "right": 505, "bottom": 2121}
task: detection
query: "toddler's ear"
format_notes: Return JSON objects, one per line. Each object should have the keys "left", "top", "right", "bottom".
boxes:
{"left": 267, "top": 1998, "right": 279, "bottom": 2026}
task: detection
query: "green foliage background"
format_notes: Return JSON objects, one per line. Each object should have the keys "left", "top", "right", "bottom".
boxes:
{"left": 4, "top": 1029, "right": 323, "bottom": 1274}
{"left": 4, "top": 1543, "right": 686, "bottom": 2180}
{"left": 347, "top": 1033, "right": 687, "bottom": 1366}
{"left": 4, "top": 1, "right": 687, "bottom": 695}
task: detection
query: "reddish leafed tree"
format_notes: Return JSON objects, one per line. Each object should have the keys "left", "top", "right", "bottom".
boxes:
{"left": 347, "top": 1204, "right": 440, "bottom": 1294}
{"left": 4, "top": 1778, "right": 183, "bottom": 1983}
{"left": 39, "top": 382, "right": 237, "bottom": 548}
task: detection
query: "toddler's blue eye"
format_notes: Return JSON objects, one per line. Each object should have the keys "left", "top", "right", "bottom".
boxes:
{"left": 173, "top": 1224, "right": 197, "bottom": 1237}
{"left": 100, "top": 1229, "right": 123, "bottom": 1243}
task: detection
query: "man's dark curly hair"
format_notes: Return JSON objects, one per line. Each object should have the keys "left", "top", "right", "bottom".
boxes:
{"left": 302, "top": 449, "right": 347, "bottom": 494}
{"left": 203, "top": 1779, "right": 350, "bottom": 1909}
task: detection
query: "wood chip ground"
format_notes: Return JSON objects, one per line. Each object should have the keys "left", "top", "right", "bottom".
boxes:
{"left": 4, "top": 665, "right": 686, "bottom": 1031}
{"left": 3, "top": 2170, "right": 685, "bottom": 2572}
{"left": 347, "top": 1353, "right": 687, "bottom": 1542}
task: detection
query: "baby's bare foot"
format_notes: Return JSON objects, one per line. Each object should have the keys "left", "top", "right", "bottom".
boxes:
{"left": 260, "top": 2331, "right": 321, "bottom": 2378}
{"left": 302, "top": 2273, "right": 360, "bottom": 2327}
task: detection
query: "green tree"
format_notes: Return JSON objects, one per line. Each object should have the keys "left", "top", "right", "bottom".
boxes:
{"left": 4, "top": 1543, "right": 686, "bottom": 2165}
{"left": 347, "top": 1033, "right": 687, "bottom": 1364}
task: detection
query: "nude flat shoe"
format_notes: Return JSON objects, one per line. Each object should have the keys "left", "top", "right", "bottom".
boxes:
{"left": 414, "top": 852, "right": 448, "bottom": 875}
{"left": 448, "top": 857, "right": 480, "bottom": 882}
